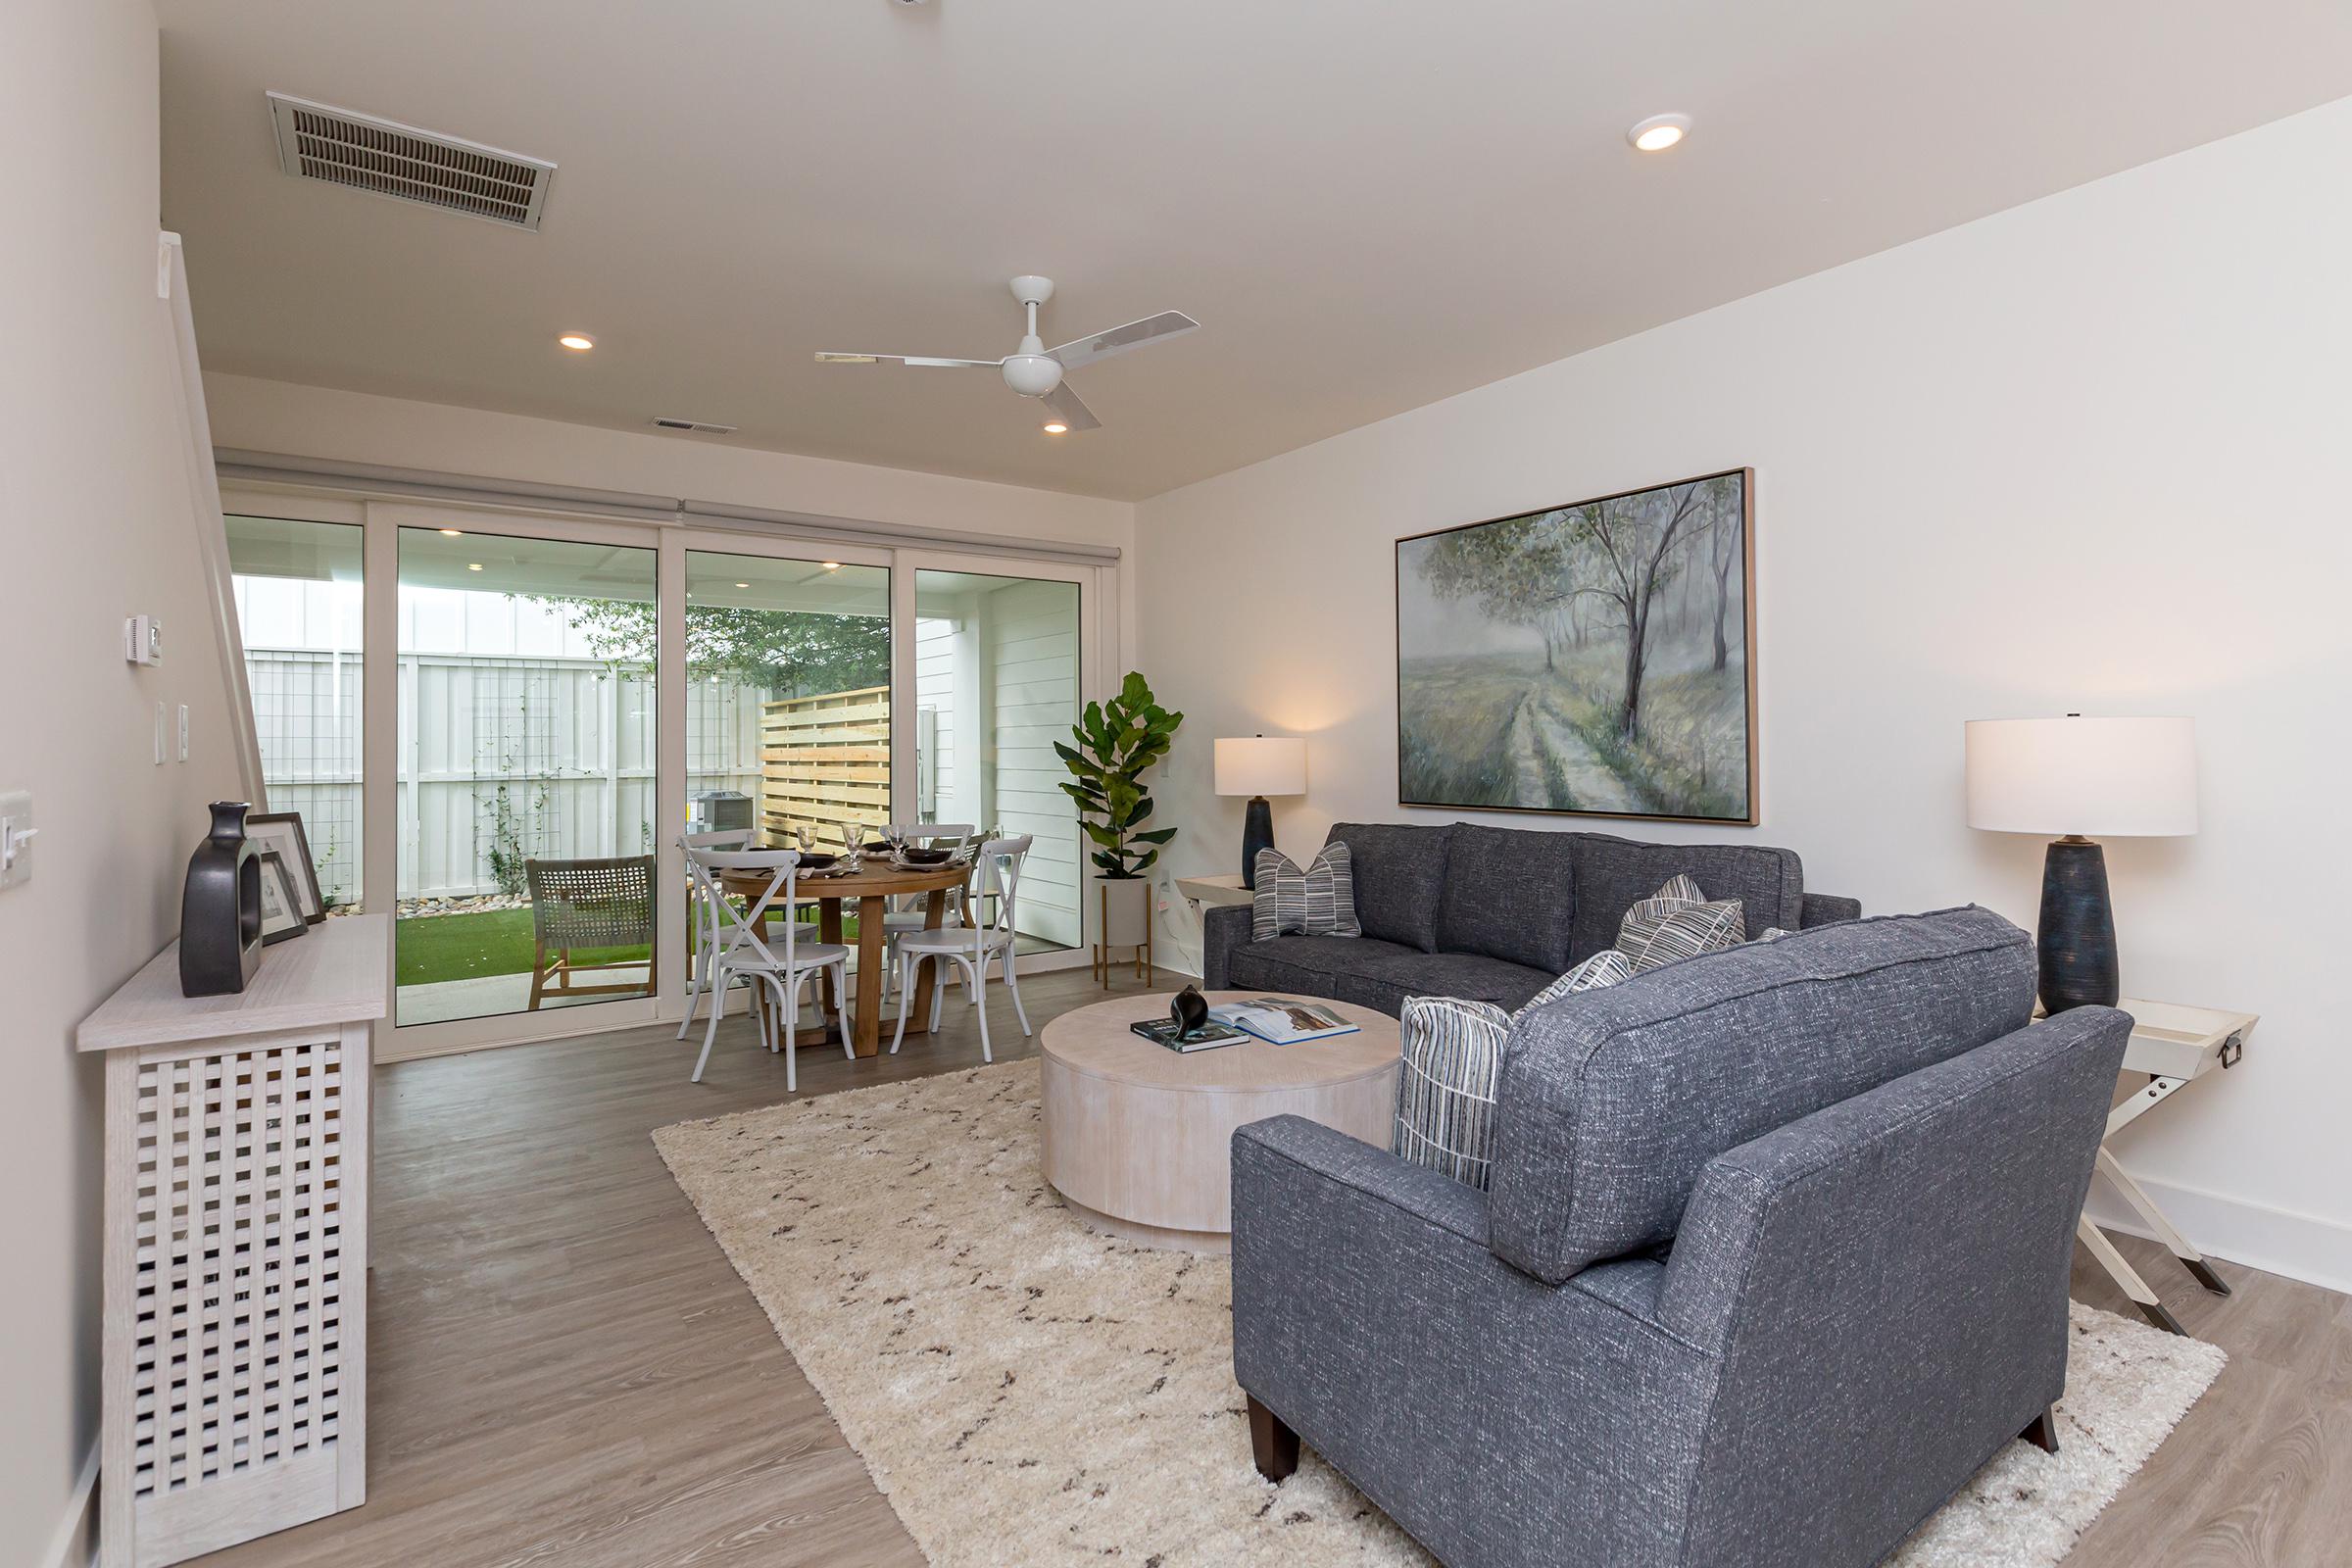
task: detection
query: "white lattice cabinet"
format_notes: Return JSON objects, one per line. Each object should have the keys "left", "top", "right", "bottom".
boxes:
{"left": 79, "top": 914, "right": 387, "bottom": 1568}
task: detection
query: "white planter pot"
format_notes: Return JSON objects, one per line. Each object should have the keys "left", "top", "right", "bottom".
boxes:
{"left": 1093, "top": 874, "right": 1152, "bottom": 948}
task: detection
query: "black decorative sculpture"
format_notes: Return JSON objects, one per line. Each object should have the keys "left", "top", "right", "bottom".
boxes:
{"left": 1170, "top": 983, "right": 1210, "bottom": 1039}
{"left": 180, "top": 801, "right": 263, "bottom": 997}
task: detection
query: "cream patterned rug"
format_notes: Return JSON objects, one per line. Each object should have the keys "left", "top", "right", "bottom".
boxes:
{"left": 653, "top": 1061, "right": 2225, "bottom": 1567}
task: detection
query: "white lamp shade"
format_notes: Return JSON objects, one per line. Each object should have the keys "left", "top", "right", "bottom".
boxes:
{"left": 1964, "top": 716, "right": 2197, "bottom": 837}
{"left": 1214, "top": 736, "right": 1306, "bottom": 798}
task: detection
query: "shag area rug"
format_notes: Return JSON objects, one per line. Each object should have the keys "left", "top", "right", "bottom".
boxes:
{"left": 653, "top": 1061, "right": 2225, "bottom": 1567}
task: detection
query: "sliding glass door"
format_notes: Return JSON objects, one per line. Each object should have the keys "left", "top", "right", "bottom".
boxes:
{"left": 910, "top": 564, "right": 1086, "bottom": 956}
{"left": 218, "top": 488, "right": 1108, "bottom": 1058}
{"left": 679, "top": 548, "right": 891, "bottom": 983}
{"left": 393, "top": 525, "right": 660, "bottom": 1027}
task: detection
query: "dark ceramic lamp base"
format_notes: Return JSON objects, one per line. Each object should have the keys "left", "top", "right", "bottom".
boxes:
{"left": 2037, "top": 835, "right": 2119, "bottom": 1013}
{"left": 1240, "top": 797, "right": 1274, "bottom": 890}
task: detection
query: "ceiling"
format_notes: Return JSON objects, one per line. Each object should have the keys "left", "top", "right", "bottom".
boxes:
{"left": 157, "top": 2, "right": 2352, "bottom": 502}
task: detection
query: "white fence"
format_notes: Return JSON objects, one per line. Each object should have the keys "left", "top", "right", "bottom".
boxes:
{"left": 245, "top": 649, "right": 767, "bottom": 904}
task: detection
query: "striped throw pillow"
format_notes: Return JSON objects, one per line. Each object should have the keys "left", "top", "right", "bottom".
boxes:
{"left": 1512, "top": 948, "right": 1635, "bottom": 1016}
{"left": 1251, "top": 843, "right": 1361, "bottom": 941}
{"left": 1393, "top": 996, "right": 1510, "bottom": 1189}
{"left": 1615, "top": 874, "right": 1746, "bottom": 971}
{"left": 1394, "top": 950, "right": 1634, "bottom": 1190}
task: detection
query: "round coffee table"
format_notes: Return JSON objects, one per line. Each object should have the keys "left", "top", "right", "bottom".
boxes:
{"left": 1039, "top": 991, "right": 1401, "bottom": 1253}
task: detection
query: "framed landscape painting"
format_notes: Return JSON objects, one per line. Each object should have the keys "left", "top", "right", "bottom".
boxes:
{"left": 1395, "top": 467, "right": 1756, "bottom": 824}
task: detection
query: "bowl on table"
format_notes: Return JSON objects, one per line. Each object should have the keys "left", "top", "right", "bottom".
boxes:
{"left": 861, "top": 840, "right": 895, "bottom": 855}
{"left": 796, "top": 852, "right": 840, "bottom": 872}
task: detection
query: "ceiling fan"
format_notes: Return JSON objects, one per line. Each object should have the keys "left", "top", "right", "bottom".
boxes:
{"left": 815, "top": 276, "right": 1198, "bottom": 433}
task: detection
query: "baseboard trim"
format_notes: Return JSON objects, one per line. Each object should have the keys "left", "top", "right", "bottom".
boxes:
{"left": 2086, "top": 1167, "right": 2352, "bottom": 1298}
{"left": 42, "top": 1443, "right": 99, "bottom": 1568}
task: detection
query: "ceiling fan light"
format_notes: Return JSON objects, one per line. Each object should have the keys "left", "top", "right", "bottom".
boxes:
{"left": 1043, "top": 420, "right": 1069, "bottom": 435}
{"left": 1002, "top": 352, "right": 1063, "bottom": 398}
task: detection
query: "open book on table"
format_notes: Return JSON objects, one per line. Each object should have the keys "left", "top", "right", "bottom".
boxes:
{"left": 1208, "top": 997, "right": 1360, "bottom": 1045}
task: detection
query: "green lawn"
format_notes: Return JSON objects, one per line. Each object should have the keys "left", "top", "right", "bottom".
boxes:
{"left": 394, "top": 905, "right": 859, "bottom": 987}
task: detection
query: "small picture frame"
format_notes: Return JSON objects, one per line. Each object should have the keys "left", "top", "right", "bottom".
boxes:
{"left": 255, "top": 849, "right": 310, "bottom": 946}
{"left": 245, "top": 810, "right": 325, "bottom": 923}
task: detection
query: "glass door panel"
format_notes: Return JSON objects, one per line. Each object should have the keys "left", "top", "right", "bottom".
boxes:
{"left": 680, "top": 550, "right": 892, "bottom": 977}
{"left": 913, "top": 568, "right": 1083, "bottom": 955}
{"left": 224, "top": 515, "right": 365, "bottom": 910}
{"left": 395, "top": 526, "right": 660, "bottom": 1026}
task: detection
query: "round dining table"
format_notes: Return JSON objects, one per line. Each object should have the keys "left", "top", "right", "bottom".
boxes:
{"left": 716, "top": 858, "right": 973, "bottom": 1058}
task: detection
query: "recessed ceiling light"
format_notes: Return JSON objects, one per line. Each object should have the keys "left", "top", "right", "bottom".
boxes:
{"left": 467, "top": 563, "right": 484, "bottom": 571}
{"left": 1628, "top": 114, "right": 1690, "bottom": 153}
{"left": 734, "top": 581, "right": 751, "bottom": 589}
{"left": 439, "top": 528, "right": 463, "bottom": 536}
{"left": 821, "top": 562, "right": 841, "bottom": 571}
{"left": 1043, "top": 420, "right": 1070, "bottom": 435}
{"left": 558, "top": 332, "right": 595, "bottom": 352}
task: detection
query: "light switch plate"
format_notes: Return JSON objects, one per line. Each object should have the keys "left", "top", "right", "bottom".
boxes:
{"left": 177, "top": 704, "right": 190, "bottom": 762}
{"left": 0, "top": 791, "right": 32, "bottom": 889}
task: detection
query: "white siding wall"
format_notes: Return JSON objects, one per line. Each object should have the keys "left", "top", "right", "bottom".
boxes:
{"left": 914, "top": 614, "right": 957, "bottom": 821}
{"left": 988, "top": 581, "right": 1082, "bottom": 947}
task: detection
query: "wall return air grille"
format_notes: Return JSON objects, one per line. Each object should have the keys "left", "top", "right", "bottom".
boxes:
{"left": 267, "top": 92, "right": 556, "bottom": 229}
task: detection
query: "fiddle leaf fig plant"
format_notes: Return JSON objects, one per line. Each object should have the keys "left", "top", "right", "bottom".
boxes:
{"left": 1055, "top": 671, "right": 1184, "bottom": 879}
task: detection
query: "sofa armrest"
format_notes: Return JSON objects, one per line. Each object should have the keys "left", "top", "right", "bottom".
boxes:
{"left": 1232, "top": 1114, "right": 1489, "bottom": 1248}
{"left": 1200, "top": 901, "right": 1253, "bottom": 989}
{"left": 1658, "top": 1005, "right": 2124, "bottom": 1350}
{"left": 1800, "top": 891, "right": 1861, "bottom": 927}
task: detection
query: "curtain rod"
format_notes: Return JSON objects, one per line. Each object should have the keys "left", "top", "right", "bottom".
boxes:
{"left": 212, "top": 449, "right": 1125, "bottom": 564}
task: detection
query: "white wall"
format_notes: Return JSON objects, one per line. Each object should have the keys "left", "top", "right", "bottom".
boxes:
{"left": 0, "top": 2, "right": 245, "bottom": 1563}
{"left": 1138, "top": 98, "right": 2352, "bottom": 1292}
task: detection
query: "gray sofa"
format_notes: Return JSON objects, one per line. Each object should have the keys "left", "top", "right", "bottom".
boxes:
{"left": 1202, "top": 820, "right": 1861, "bottom": 1012}
{"left": 1231, "top": 906, "right": 2129, "bottom": 1568}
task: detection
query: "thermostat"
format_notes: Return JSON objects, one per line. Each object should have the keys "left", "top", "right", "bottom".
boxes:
{"left": 123, "top": 615, "right": 162, "bottom": 665}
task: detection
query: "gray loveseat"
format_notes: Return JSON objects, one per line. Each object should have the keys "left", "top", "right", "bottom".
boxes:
{"left": 1230, "top": 906, "right": 2128, "bottom": 1568}
{"left": 1201, "top": 820, "right": 1861, "bottom": 1012}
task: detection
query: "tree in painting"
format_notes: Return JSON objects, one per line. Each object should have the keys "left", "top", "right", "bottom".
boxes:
{"left": 1396, "top": 471, "right": 1750, "bottom": 820}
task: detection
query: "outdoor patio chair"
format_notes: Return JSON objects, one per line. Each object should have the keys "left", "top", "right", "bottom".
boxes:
{"left": 525, "top": 855, "right": 658, "bottom": 1009}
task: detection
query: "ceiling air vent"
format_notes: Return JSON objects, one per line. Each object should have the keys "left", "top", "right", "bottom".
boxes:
{"left": 651, "top": 417, "right": 739, "bottom": 435}
{"left": 266, "top": 92, "right": 556, "bottom": 230}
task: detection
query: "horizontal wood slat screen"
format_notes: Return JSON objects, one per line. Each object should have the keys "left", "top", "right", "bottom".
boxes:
{"left": 761, "top": 686, "right": 891, "bottom": 850}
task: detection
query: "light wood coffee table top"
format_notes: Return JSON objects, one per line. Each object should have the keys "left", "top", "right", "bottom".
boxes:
{"left": 1039, "top": 991, "right": 1401, "bottom": 1092}
{"left": 1039, "top": 992, "right": 1402, "bottom": 1252}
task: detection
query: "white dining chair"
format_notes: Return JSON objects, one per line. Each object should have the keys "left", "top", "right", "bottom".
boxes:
{"left": 688, "top": 847, "right": 854, "bottom": 1088}
{"left": 875, "top": 822, "right": 976, "bottom": 996}
{"left": 888, "top": 834, "right": 1033, "bottom": 1063}
{"left": 678, "top": 828, "right": 753, "bottom": 1039}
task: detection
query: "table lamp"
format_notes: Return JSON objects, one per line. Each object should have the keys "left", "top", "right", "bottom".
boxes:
{"left": 1964, "top": 714, "right": 2197, "bottom": 1012}
{"left": 1214, "top": 736, "right": 1306, "bottom": 890}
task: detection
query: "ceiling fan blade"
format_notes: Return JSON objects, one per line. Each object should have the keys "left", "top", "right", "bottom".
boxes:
{"left": 1045, "top": 311, "right": 1199, "bottom": 371}
{"left": 813, "top": 352, "right": 1003, "bottom": 368}
{"left": 1041, "top": 381, "right": 1102, "bottom": 432}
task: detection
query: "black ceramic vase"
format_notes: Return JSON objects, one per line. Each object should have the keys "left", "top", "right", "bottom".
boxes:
{"left": 2036, "top": 835, "right": 2119, "bottom": 1013}
{"left": 180, "top": 801, "right": 264, "bottom": 997}
{"left": 1171, "top": 984, "right": 1209, "bottom": 1038}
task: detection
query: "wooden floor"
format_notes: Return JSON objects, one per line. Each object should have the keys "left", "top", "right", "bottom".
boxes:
{"left": 192, "top": 968, "right": 2350, "bottom": 1568}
